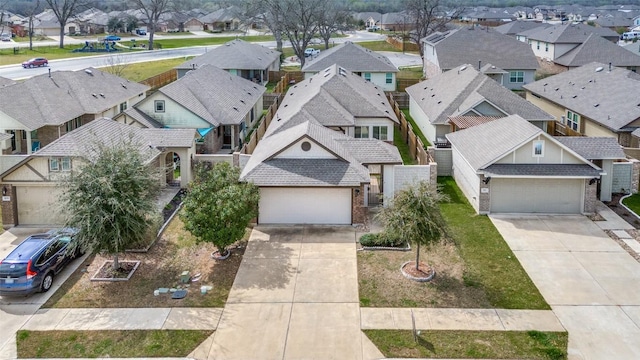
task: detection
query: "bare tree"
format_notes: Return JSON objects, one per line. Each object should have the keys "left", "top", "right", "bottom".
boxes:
{"left": 26, "top": 0, "right": 42, "bottom": 50}
{"left": 0, "top": 1, "right": 7, "bottom": 37}
{"left": 241, "top": 0, "right": 285, "bottom": 53}
{"left": 316, "top": 1, "right": 349, "bottom": 50}
{"left": 131, "top": 0, "right": 172, "bottom": 50}
{"left": 404, "top": 0, "right": 463, "bottom": 58}
{"left": 281, "top": 0, "right": 323, "bottom": 67}
{"left": 102, "top": 54, "right": 129, "bottom": 77}
{"left": 43, "top": 0, "right": 88, "bottom": 48}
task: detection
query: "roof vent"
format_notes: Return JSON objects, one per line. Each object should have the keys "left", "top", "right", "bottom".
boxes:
{"left": 555, "top": 87, "right": 559, "bottom": 91}
{"left": 91, "top": 93, "right": 97, "bottom": 98}
{"left": 459, "top": 65, "right": 467, "bottom": 72}
{"left": 594, "top": 103, "right": 600, "bottom": 107}
{"left": 437, "top": 101, "right": 442, "bottom": 104}
{"left": 85, "top": 69, "right": 93, "bottom": 75}
{"left": 121, "top": 83, "right": 127, "bottom": 88}
{"left": 232, "top": 107, "right": 238, "bottom": 111}
{"left": 572, "top": 95, "right": 577, "bottom": 98}
{"left": 240, "top": 100, "right": 245, "bottom": 104}
{"left": 99, "top": 93, "right": 105, "bottom": 98}
{"left": 595, "top": 66, "right": 604, "bottom": 72}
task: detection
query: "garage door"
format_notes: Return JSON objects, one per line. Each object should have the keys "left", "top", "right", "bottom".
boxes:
{"left": 17, "top": 186, "right": 64, "bottom": 225}
{"left": 490, "top": 178, "right": 583, "bottom": 214}
{"left": 259, "top": 188, "right": 352, "bottom": 224}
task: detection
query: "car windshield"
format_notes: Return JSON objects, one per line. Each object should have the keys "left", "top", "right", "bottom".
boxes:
{"left": 27, "top": 58, "right": 36, "bottom": 62}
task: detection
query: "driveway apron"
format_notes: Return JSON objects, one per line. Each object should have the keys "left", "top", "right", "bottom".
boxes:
{"left": 491, "top": 214, "right": 640, "bottom": 359}
{"left": 202, "top": 225, "right": 364, "bottom": 360}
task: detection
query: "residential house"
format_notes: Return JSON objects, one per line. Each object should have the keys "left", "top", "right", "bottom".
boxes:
{"left": 184, "top": 17, "right": 204, "bottom": 31}
{"left": 74, "top": 8, "right": 109, "bottom": 34}
{"left": 525, "top": 23, "right": 619, "bottom": 61}
{"left": 199, "top": 6, "right": 241, "bottom": 31}
{"left": 301, "top": 42, "right": 398, "bottom": 91}
{"left": 421, "top": 27, "right": 539, "bottom": 90}
{"left": 446, "top": 115, "right": 602, "bottom": 214}
{"left": 554, "top": 33, "right": 640, "bottom": 72}
{"left": 0, "top": 68, "right": 149, "bottom": 155}
{"left": 406, "top": 64, "right": 554, "bottom": 146}
{"left": 116, "top": 64, "right": 265, "bottom": 153}
{"left": 494, "top": 21, "right": 550, "bottom": 38}
{"left": 175, "top": 39, "right": 281, "bottom": 84}
{"left": 352, "top": 12, "right": 382, "bottom": 29}
{"left": 266, "top": 65, "right": 399, "bottom": 142}
{"left": 33, "top": 9, "right": 79, "bottom": 35}
{"left": 0, "top": 118, "right": 196, "bottom": 227}
{"left": 593, "top": 12, "right": 635, "bottom": 31}
{"left": 523, "top": 62, "right": 640, "bottom": 147}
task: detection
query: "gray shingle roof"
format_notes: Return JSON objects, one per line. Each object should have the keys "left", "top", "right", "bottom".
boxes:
{"left": 35, "top": 118, "right": 195, "bottom": 162}
{"left": 0, "top": 76, "right": 15, "bottom": 87}
{"left": 523, "top": 62, "right": 640, "bottom": 131}
{"left": 483, "top": 163, "right": 601, "bottom": 177}
{"left": 525, "top": 23, "right": 619, "bottom": 43}
{"left": 494, "top": 21, "right": 550, "bottom": 36}
{"left": 555, "top": 33, "right": 640, "bottom": 67}
{"left": 157, "top": 64, "right": 265, "bottom": 126}
{"left": 175, "top": 39, "right": 280, "bottom": 70}
{"left": 421, "top": 28, "right": 539, "bottom": 71}
{"left": 554, "top": 136, "right": 626, "bottom": 159}
{"left": 265, "top": 65, "right": 398, "bottom": 137}
{"left": 334, "top": 139, "right": 402, "bottom": 165}
{"left": 406, "top": 65, "right": 554, "bottom": 125}
{"left": 0, "top": 68, "right": 149, "bottom": 130}
{"left": 119, "top": 107, "right": 163, "bottom": 128}
{"left": 302, "top": 41, "right": 397, "bottom": 73}
{"left": 446, "top": 115, "right": 542, "bottom": 171}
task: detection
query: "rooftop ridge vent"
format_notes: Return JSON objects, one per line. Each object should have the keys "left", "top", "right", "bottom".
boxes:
{"left": 595, "top": 66, "right": 604, "bottom": 72}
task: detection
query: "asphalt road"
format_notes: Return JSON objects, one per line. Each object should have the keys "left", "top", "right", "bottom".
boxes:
{"left": 0, "top": 30, "right": 410, "bottom": 80}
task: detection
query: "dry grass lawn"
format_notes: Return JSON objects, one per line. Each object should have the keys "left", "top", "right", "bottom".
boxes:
{"left": 358, "top": 241, "right": 491, "bottom": 308}
{"left": 43, "top": 215, "right": 248, "bottom": 308}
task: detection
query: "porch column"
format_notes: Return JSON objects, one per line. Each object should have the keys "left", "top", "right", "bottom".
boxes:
{"left": 230, "top": 126, "right": 235, "bottom": 150}
{"left": 26, "top": 130, "right": 32, "bottom": 155}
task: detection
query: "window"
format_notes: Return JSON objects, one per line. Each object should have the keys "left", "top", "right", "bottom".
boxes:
{"left": 154, "top": 100, "right": 165, "bottom": 113}
{"left": 533, "top": 140, "right": 544, "bottom": 157}
{"left": 65, "top": 117, "right": 82, "bottom": 132}
{"left": 566, "top": 110, "right": 580, "bottom": 131}
{"left": 49, "top": 157, "right": 71, "bottom": 172}
{"left": 536, "top": 41, "right": 540, "bottom": 50}
{"left": 372, "top": 126, "right": 388, "bottom": 140}
{"left": 509, "top": 71, "right": 524, "bottom": 83}
{"left": 385, "top": 72, "right": 393, "bottom": 84}
{"left": 355, "top": 126, "right": 369, "bottom": 138}
{"left": 119, "top": 101, "right": 127, "bottom": 113}
{"left": 545, "top": 43, "right": 549, "bottom": 52}
{"left": 364, "top": 73, "right": 371, "bottom": 82}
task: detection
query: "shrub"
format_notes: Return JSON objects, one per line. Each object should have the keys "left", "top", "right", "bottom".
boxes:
{"left": 359, "top": 233, "right": 405, "bottom": 247}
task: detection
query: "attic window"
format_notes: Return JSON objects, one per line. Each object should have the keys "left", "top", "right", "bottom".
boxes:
{"left": 301, "top": 141, "right": 311, "bottom": 151}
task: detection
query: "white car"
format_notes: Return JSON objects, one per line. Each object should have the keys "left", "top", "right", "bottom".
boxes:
{"left": 304, "top": 48, "right": 320, "bottom": 57}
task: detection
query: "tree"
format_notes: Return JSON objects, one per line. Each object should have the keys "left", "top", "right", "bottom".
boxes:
{"left": 375, "top": 181, "right": 448, "bottom": 271}
{"left": 44, "top": 0, "right": 88, "bottom": 48}
{"left": 403, "top": 0, "right": 464, "bottom": 58}
{"left": 280, "top": 0, "right": 323, "bottom": 67}
{"left": 131, "top": 0, "right": 172, "bottom": 50}
{"left": 180, "top": 162, "right": 259, "bottom": 257}
{"left": 102, "top": 54, "right": 129, "bottom": 77}
{"left": 316, "top": 1, "right": 349, "bottom": 50}
{"left": 107, "top": 16, "right": 124, "bottom": 32}
{"left": 242, "top": 0, "right": 285, "bottom": 53}
{"left": 26, "top": 0, "right": 42, "bottom": 50}
{"left": 60, "top": 137, "right": 161, "bottom": 270}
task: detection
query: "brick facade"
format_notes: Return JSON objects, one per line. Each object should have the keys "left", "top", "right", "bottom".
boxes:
{"left": 1, "top": 184, "right": 18, "bottom": 229}
{"left": 584, "top": 179, "right": 597, "bottom": 214}
{"left": 478, "top": 175, "right": 491, "bottom": 214}
{"left": 352, "top": 185, "right": 366, "bottom": 225}
{"left": 632, "top": 158, "right": 640, "bottom": 194}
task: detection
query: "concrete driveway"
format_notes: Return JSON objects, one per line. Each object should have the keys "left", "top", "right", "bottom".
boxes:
{"left": 491, "top": 214, "right": 640, "bottom": 359}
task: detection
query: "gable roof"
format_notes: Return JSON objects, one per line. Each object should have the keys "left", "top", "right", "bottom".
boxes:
{"left": 265, "top": 65, "right": 398, "bottom": 137}
{"left": 0, "top": 68, "right": 149, "bottom": 131}
{"left": 155, "top": 64, "right": 265, "bottom": 127}
{"left": 494, "top": 21, "right": 550, "bottom": 36}
{"left": 198, "top": 6, "right": 241, "bottom": 23}
{"left": 118, "top": 107, "right": 163, "bottom": 128}
{"left": 421, "top": 28, "right": 539, "bottom": 71}
{"left": 406, "top": 65, "right": 554, "bottom": 125}
{"left": 523, "top": 62, "right": 640, "bottom": 132}
{"left": 554, "top": 136, "right": 626, "bottom": 159}
{"left": 34, "top": 118, "right": 195, "bottom": 163}
{"left": 525, "top": 23, "right": 619, "bottom": 43}
{"left": 302, "top": 41, "right": 397, "bottom": 73}
{"left": 175, "top": 39, "right": 280, "bottom": 70}
{"left": 555, "top": 33, "right": 640, "bottom": 67}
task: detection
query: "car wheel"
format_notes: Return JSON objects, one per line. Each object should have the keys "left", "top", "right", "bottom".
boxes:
{"left": 29, "top": 64, "right": 33, "bottom": 68}
{"left": 40, "top": 272, "right": 54, "bottom": 292}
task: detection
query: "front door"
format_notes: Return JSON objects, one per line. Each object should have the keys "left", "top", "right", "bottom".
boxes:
{"left": 223, "top": 126, "right": 232, "bottom": 149}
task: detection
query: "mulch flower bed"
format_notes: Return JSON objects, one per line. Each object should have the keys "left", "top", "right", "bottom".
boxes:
{"left": 91, "top": 260, "right": 140, "bottom": 282}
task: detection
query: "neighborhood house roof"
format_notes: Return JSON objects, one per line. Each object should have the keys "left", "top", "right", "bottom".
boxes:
{"left": 406, "top": 64, "right": 554, "bottom": 126}
{"left": 525, "top": 23, "right": 619, "bottom": 43}
{"left": 448, "top": 116, "right": 501, "bottom": 129}
{"left": 119, "top": 107, "right": 163, "bottom": 128}
{"left": 156, "top": 64, "right": 265, "bottom": 127}
{"left": 175, "top": 39, "right": 280, "bottom": 70}
{"left": 302, "top": 41, "right": 398, "bottom": 73}
{"left": 523, "top": 62, "right": 640, "bottom": 132}
{"left": 554, "top": 136, "right": 626, "bottom": 159}
{"left": 0, "top": 68, "right": 149, "bottom": 131}
{"left": 554, "top": 33, "right": 640, "bottom": 67}
{"left": 494, "top": 21, "right": 550, "bottom": 36}
{"left": 421, "top": 28, "right": 539, "bottom": 71}
{"left": 265, "top": 65, "right": 398, "bottom": 137}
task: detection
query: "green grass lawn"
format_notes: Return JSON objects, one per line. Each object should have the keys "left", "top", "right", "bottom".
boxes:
{"left": 398, "top": 65, "right": 424, "bottom": 79}
{"left": 365, "top": 330, "right": 567, "bottom": 359}
{"left": 622, "top": 194, "right": 640, "bottom": 215}
{"left": 394, "top": 128, "right": 416, "bottom": 165}
{"left": 121, "top": 35, "right": 275, "bottom": 49}
{"left": 17, "top": 330, "right": 212, "bottom": 358}
{"left": 0, "top": 45, "right": 122, "bottom": 66}
{"left": 401, "top": 109, "right": 431, "bottom": 147}
{"left": 109, "top": 57, "right": 189, "bottom": 82}
{"left": 438, "top": 177, "right": 549, "bottom": 309}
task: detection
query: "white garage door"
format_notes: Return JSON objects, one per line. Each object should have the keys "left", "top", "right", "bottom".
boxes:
{"left": 490, "top": 178, "right": 583, "bottom": 214}
{"left": 259, "top": 188, "right": 352, "bottom": 224}
{"left": 17, "top": 186, "right": 64, "bottom": 225}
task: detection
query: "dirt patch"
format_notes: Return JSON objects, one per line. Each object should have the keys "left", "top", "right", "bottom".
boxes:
{"left": 91, "top": 260, "right": 140, "bottom": 281}
{"left": 536, "top": 57, "right": 566, "bottom": 79}
{"left": 358, "top": 240, "right": 492, "bottom": 308}
{"left": 44, "top": 215, "right": 249, "bottom": 308}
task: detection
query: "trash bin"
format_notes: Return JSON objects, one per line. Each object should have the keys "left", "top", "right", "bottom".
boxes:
{"left": 13, "top": 47, "right": 18, "bottom": 55}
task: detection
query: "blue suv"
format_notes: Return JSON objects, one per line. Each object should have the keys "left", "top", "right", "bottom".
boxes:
{"left": 0, "top": 229, "right": 80, "bottom": 296}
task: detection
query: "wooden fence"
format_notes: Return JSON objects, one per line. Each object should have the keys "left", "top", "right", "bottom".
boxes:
{"left": 389, "top": 93, "right": 432, "bottom": 165}
{"left": 240, "top": 94, "right": 281, "bottom": 154}
{"left": 272, "top": 71, "right": 304, "bottom": 94}
{"left": 386, "top": 36, "right": 420, "bottom": 52}
{"left": 139, "top": 69, "right": 177, "bottom": 91}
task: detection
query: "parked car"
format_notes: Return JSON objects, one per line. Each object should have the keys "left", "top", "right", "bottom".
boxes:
{"left": 304, "top": 48, "right": 320, "bottom": 57}
{"left": 22, "top": 57, "right": 48, "bottom": 68}
{"left": 104, "top": 34, "right": 121, "bottom": 41}
{"left": 0, "top": 33, "right": 11, "bottom": 41}
{"left": 0, "top": 229, "right": 81, "bottom": 296}
{"left": 135, "top": 28, "right": 147, "bottom": 36}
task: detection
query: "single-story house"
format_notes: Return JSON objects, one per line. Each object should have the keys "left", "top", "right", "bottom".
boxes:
{"left": 553, "top": 33, "right": 640, "bottom": 72}
{"left": 0, "top": 118, "right": 196, "bottom": 227}
{"left": 406, "top": 64, "right": 554, "bottom": 147}
{"left": 301, "top": 41, "right": 398, "bottom": 91}
{"left": 198, "top": 6, "right": 241, "bottom": 31}
{"left": 115, "top": 64, "right": 265, "bottom": 154}
{"left": 523, "top": 62, "right": 640, "bottom": 147}
{"left": 421, "top": 27, "right": 539, "bottom": 90}
{"left": 175, "top": 39, "right": 281, "bottom": 85}
{"left": 446, "top": 115, "right": 602, "bottom": 214}
{"left": 0, "top": 68, "right": 149, "bottom": 155}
